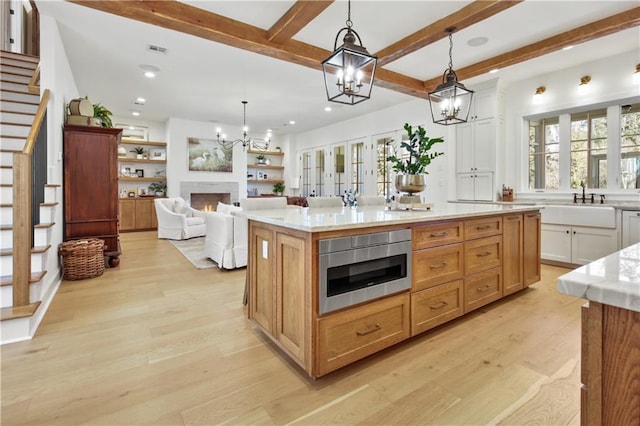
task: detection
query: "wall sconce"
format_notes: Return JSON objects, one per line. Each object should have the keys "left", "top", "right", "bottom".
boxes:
{"left": 578, "top": 75, "right": 591, "bottom": 95}
{"left": 633, "top": 64, "right": 640, "bottom": 84}
{"left": 532, "top": 86, "right": 546, "bottom": 104}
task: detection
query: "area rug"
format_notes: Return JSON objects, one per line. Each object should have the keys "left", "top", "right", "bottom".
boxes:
{"left": 169, "top": 237, "right": 217, "bottom": 269}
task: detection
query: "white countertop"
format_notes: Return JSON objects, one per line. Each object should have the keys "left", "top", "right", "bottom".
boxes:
{"left": 237, "top": 202, "right": 540, "bottom": 232}
{"left": 557, "top": 243, "right": 640, "bottom": 312}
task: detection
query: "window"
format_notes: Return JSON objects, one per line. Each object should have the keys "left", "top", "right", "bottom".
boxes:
{"left": 570, "top": 109, "right": 607, "bottom": 189}
{"left": 376, "top": 137, "right": 393, "bottom": 197}
{"left": 621, "top": 103, "right": 640, "bottom": 189}
{"left": 315, "top": 149, "right": 325, "bottom": 196}
{"left": 334, "top": 145, "right": 345, "bottom": 196}
{"left": 301, "top": 151, "right": 311, "bottom": 197}
{"left": 350, "top": 142, "right": 364, "bottom": 194}
{"left": 528, "top": 117, "right": 559, "bottom": 190}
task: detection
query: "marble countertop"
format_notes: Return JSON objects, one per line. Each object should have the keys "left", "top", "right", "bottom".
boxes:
{"left": 451, "top": 198, "right": 640, "bottom": 210}
{"left": 237, "top": 203, "right": 541, "bottom": 233}
{"left": 557, "top": 242, "right": 640, "bottom": 312}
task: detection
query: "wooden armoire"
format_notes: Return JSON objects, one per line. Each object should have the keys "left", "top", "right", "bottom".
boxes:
{"left": 63, "top": 125, "right": 122, "bottom": 266}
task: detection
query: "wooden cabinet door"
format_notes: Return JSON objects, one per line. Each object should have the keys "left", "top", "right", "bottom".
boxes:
{"left": 119, "top": 199, "right": 136, "bottom": 231}
{"left": 136, "top": 198, "right": 154, "bottom": 229}
{"left": 249, "top": 226, "right": 274, "bottom": 334}
{"left": 503, "top": 214, "right": 523, "bottom": 296}
{"left": 523, "top": 212, "right": 541, "bottom": 286}
{"left": 276, "top": 232, "right": 310, "bottom": 366}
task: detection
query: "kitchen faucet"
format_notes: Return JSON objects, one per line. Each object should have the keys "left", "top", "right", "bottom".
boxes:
{"left": 580, "top": 180, "right": 586, "bottom": 203}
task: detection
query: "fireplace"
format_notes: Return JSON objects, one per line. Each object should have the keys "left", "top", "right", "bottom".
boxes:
{"left": 191, "top": 193, "right": 230, "bottom": 211}
{"left": 180, "top": 181, "right": 239, "bottom": 209}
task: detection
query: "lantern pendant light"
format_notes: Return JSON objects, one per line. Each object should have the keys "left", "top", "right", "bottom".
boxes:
{"left": 321, "top": 0, "right": 377, "bottom": 105}
{"left": 428, "top": 27, "right": 474, "bottom": 125}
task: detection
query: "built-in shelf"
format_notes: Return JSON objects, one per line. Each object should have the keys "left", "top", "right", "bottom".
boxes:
{"left": 119, "top": 177, "right": 167, "bottom": 182}
{"left": 247, "top": 149, "right": 284, "bottom": 157}
{"left": 117, "top": 157, "right": 166, "bottom": 164}
{"left": 121, "top": 139, "right": 167, "bottom": 147}
{"left": 248, "top": 179, "right": 284, "bottom": 184}
{"left": 248, "top": 164, "right": 284, "bottom": 170}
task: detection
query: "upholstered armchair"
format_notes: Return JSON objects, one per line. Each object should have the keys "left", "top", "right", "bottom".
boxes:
{"left": 306, "top": 196, "right": 344, "bottom": 208}
{"left": 356, "top": 195, "right": 387, "bottom": 206}
{"left": 154, "top": 197, "right": 206, "bottom": 240}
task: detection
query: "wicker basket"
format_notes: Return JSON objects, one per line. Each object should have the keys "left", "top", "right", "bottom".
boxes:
{"left": 59, "top": 239, "right": 106, "bottom": 280}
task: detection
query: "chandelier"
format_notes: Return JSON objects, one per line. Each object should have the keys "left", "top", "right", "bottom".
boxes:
{"left": 428, "top": 28, "right": 474, "bottom": 125}
{"left": 216, "top": 100, "right": 250, "bottom": 149}
{"left": 321, "top": 0, "right": 377, "bottom": 105}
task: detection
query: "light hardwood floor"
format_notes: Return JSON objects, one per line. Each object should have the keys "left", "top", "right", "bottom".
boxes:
{"left": 2, "top": 231, "right": 584, "bottom": 425}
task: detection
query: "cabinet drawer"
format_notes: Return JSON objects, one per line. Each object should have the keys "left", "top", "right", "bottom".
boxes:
{"left": 464, "top": 235, "right": 502, "bottom": 275}
{"left": 411, "top": 280, "right": 463, "bottom": 336}
{"left": 413, "top": 221, "right": 463, "bottom": 249}
{"left": 464, "top": 216, "right": 502, "bottom": 240}
{"left": 316, "top": 293, "right": 410, "bottom": 376}
{"left": 464, "top": 267, "right": 502, "bottom": 313}
{"left": 413, "top": 243, "right": 464, "bottom": 291}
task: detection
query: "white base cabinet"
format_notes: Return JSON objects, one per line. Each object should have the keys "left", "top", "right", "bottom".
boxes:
{"left": 541, "top": 224, "right": 618, "bottom": 265}
{"left": 622, "top": 210, "right": 640, "bottom": 249}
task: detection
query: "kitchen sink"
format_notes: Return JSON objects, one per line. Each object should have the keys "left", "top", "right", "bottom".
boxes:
{"left": 540, "top": 205, "right": 616, "bottom": 228}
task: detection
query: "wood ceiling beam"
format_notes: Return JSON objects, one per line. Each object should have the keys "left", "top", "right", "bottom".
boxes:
{"left": 376, "top": 0, "right": 523, "bottom": 67}
{"left": 69, "top": 0, "right": 425, "bottom": 98}
{"left": 422, "top": 6, "right": 640, "bottom": 94}
{"left": 267, "top": 1, "right": 333, "bottom": 44}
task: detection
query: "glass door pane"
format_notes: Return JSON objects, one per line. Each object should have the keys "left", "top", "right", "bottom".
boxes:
{"left": 315, "top": 149, "right": 325, "bottom": 196}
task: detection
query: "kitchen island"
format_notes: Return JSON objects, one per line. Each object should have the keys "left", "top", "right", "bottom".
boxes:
{"left": 241, "top": 203, "right": 542, "bottom": 378}
{"left": 558, "top": 243, "right": 640, "bottom": 425}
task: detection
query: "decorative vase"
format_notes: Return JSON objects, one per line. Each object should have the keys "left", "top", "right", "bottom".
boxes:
{"left": 395, "top": 174, "right": 426, "bottom": 195}
{"left": 117, "top": 147, "right": 127, "bottom": 157}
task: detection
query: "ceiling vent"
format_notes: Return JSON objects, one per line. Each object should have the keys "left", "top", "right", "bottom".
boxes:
{"left": 147, "top": 44, "right": 168, "bottom": 55}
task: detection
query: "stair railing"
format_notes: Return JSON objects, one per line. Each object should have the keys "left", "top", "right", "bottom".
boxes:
{"left": 12, "top": 87, "right": 50, "bottom": 307}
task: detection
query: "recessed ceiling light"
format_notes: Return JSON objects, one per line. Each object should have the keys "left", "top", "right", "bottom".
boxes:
{"left": 144, "top": 71, "right": 155, "bottom": 78}
{"left": 289, "top": 120, "right": 296, "bottom": 125}
{"left": 324, "top": 106, "right": 332, "bottom": 112}
{"left": 489, "top": 69, "right": 499, "bottom": 74}
{"left": 132, "top": 111, "right": 140, "bottom": 116}
{"left": 136, "top": 97, "right": 146, "bottom": 103}
{"left": 562, "top": 45, "right": 574, "bottom": 51}
{"left": 467, "top": 36, "right": 488, "bottom": 47}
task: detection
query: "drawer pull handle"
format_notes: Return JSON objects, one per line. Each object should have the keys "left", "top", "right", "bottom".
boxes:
{"left": 430, "top": 301, "right": 449, "bottom": 310}
{"left": 430, "top": 262, "right": 448, "bottom": 269}
{"left": 429, "top": 231, "right": 448, "bottom": 237}
{"left": 356, "top": 324, "right": 381, "bottom": 336}
{"left": 476, "top": 225, "right": 492, "bottom": 230}
{"left": 477, "top": 284, "right": 492, "bottom": 292}
{"left": 477, "top": 251, "right": 492, "bottom": 257}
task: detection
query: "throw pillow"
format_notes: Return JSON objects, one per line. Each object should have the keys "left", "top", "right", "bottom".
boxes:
{"left": 173, "top": 198, "right": 185, "bottom": 214}
{"left": 217, "top": 202, "right": 230, "bottom": 215}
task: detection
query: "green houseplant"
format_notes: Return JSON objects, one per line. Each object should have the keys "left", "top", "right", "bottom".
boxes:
{"left": 387, "top": 123, "right": 444, "bottom": 196}
{"left": 149, "top": 181, "right": 167, "bottom": 196}
{"left": 130, "top": 146, "right": 146, "bottom": 158}
{"left": 256, "top": 154, "right": 266, "bottom": 165}
{"left": 273, "top": 182, "right": 285, "bottom": 196}
{"left": 92, "top": 102, "right": 113, "bottom": 128}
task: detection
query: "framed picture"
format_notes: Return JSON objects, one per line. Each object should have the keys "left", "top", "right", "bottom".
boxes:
{"left": 149, "top": 148, "right": 166, "bottom": 160}
{"left": 187, "top": 137, "right": 233, "bottom": 172}
{"left": 121, "top": 167, "right": 131, "bottom": 177}
{"left": 135, "top": 169, "right": 144, "bottom": 178}
{"left": 137, "top": 186, "right": 147, "bottom": 196}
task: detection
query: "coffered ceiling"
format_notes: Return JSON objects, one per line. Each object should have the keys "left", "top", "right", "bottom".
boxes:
{"left": 37, "top": 1, "right": 640, "bottom": 136}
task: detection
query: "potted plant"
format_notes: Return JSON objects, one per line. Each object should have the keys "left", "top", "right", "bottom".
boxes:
{"left": 92, "top": 102, "right": 113, "bottom": 128}
{"left": 131, "top": 146, "right": 146, "bottom": 159}
{"left": 275, "top": 146, "right": 281, "bottom": 152}
{"left": 148, "top": 181, "right": 167, "bottom": 197}
{"left": 256, "top": 154, "right": 267, "bottom": 165}
{"left": 386, "top": 123, "right": 444, "bottom": 195}
{"left": 273, "top": 182, "right": 285, "bottom": 196}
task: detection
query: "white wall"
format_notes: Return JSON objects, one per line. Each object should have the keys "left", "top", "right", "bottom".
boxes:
{"left": 503, "top": 49, "right": 640, "bottom": 197}
{"left": 110, "top": 115, "right": 167, "bottom": 142}
{"left": 289, "top": 98, "right": 457, "bottom": 204}
{"left": 165, "top": 118, "right": 247, "bottom": 201}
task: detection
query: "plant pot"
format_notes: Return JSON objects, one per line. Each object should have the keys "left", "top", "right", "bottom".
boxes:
{"left": 136, "top": 154, "right": 143, "bottom": 159}
{"left": 395, "top": 174, "right": 426, "bottom": 195}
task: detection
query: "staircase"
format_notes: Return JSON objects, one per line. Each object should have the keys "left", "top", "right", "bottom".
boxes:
{"left": 0, "top": 50, "right": 59, "bottom": 343}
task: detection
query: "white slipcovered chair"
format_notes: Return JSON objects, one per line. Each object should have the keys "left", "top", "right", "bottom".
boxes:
{"left": 154, "top": 197, "right": 206, "bottom": 240}
{"left": 306, "top": 196, "right": 344, "bottom": 208}
{"left": 204, "top": 202, "right": 245, "bottom": 270}
{"left": 204, "top": 198, "right": 288, "bottom": 270}
{"left": 356, "top": 195, "right": 387, "bottom": 206}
